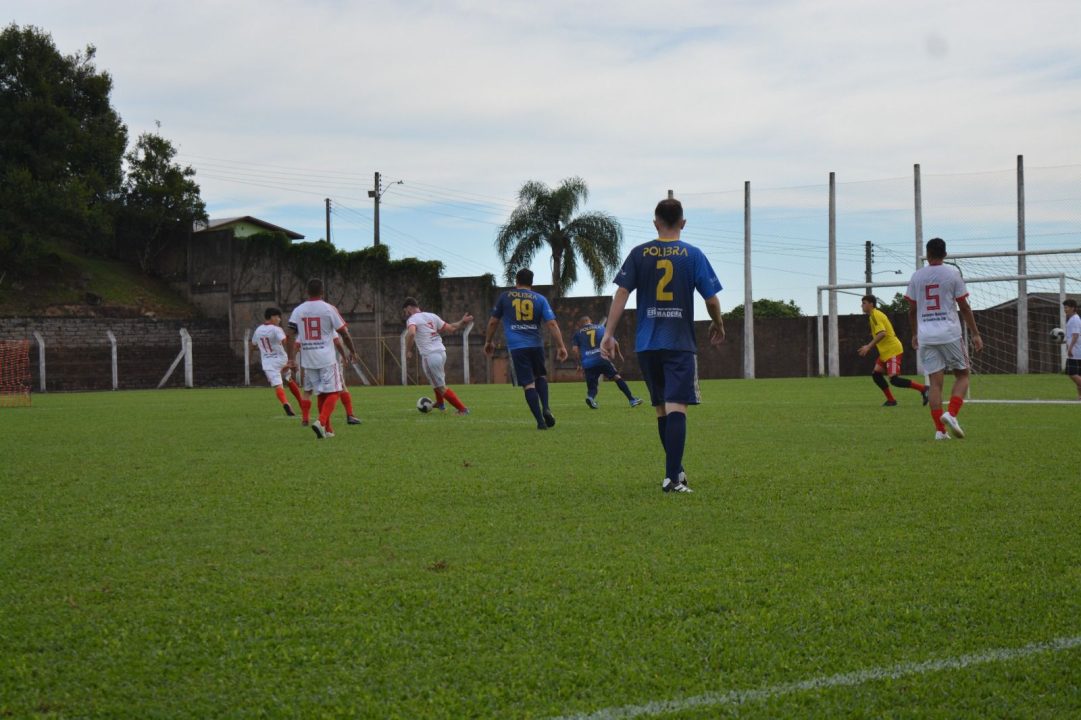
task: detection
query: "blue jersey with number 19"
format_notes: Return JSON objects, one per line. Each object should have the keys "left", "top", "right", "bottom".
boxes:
{"left": 490, "top": 288, "right": 556, "bottom": 350}
{"left": 614, "top": 238, "right": 722, "bottom": 353}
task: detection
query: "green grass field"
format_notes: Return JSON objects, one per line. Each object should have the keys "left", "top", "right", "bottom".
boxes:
{"left": 2, "top": 378, "right": 1080, "bottom": 718}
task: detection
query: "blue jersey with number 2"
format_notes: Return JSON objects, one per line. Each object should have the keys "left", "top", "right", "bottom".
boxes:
{"left": 491, "top": 288, "right": 555, "bottom": 350}
{"left": 614, "top": 239, "right": 722, "bottom": 353}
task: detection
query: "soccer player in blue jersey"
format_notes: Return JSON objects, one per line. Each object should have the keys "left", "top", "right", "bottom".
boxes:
{"left": 484, "top": 268, "right": 569, "bottom": 430}
{"left": 571, "top": 315, "right": 642, "bottom": 409}
{"left": 601, "top": 198, "right": 725, "bottom": 493}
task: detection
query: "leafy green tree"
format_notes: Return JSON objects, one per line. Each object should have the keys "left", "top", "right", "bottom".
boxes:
{"left": 878, "top": 292, "right": 909, "bottom": 314}
{"left": 0, "top": 24, "right": 127, "bottom": 260}
{"left": 725, "top": 298, "right": 803, "bottom": 319}
{"left": 495, "top": 177, "right": 622, "bottom": 297}
{"left": 116, "top": 131, "right": 207, "bottom": 272}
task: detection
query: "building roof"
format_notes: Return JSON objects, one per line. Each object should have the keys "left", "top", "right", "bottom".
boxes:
{"left": 984, "top": 292, "right": 1081, "bottom": 311}
{"left": 195, "top": 216, "right": 305, "bottom": 240}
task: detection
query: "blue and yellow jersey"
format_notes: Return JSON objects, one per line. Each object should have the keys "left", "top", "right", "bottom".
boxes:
{"left": 490, "top": 288, "right": 556, "bottom": 350}
{"left": 572, "top": 323, "right": 607, "bottom": 368}
{"left": 869, "top": 308, "right": 904, "bottom": 360}
{"left": 614, "top": 238, "right": 722, "bottom": 353}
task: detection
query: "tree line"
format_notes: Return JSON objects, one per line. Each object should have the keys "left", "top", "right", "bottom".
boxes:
{"left": 0, "top": 23, "right": 206, "bottom": 282}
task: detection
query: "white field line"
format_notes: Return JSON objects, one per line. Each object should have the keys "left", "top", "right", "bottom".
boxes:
{"left": 550, "top": 635, "right": 1081, "bottom": 720}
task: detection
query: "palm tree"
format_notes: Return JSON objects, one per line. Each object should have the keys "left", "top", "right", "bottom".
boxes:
{"left": 495, "top": 177, "right": 623, "bottom": 297}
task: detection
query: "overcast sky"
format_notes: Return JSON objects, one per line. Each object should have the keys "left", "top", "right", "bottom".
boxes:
{"left": 9, "top": 0, "right": 1081, "bottom": 314}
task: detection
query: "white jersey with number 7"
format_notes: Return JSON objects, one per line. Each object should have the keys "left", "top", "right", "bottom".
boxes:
{"left": 904, "top": 263, "right": 968, "bottom": 345}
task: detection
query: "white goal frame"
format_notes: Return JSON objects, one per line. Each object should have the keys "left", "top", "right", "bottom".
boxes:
{"left": 816, "top": 271, "right": 1072, "bottom": 379}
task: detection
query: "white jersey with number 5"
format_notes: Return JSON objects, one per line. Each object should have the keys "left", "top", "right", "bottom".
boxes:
{"left": 904, "top": 263, "right": 968, "bottom": 345}
{"left": 289, "top": 299, "right": 347, "bottom": 369}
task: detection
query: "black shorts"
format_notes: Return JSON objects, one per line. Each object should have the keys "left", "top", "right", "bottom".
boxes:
{"left": 1066, "top": 358, "right": 1081, "bottom": 376}
{"left": 510, "top": 347, "right": 547, "bottom": 386}
{"left": 637, "top": 350, "right": 701, "bottom": 406}
{"left": 583, "top": 360, "right": 619, "bottom": 383}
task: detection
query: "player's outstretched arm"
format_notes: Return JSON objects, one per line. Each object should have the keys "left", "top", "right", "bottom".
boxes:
{"left": 601, "top": 288, "right": 630, "bottom": 359}
{"left": 441, "top": 312, "right": 474, "bottom": 334}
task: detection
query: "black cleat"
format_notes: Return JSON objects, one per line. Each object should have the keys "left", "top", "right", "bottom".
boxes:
{"left": 283, "top": 404, "right": 296, "bottom": 417}
{"left": 346, "top": 415, "right": 362, "bottom": 425}
{"left": 921, "top": 388, "right": 930, "bottom": 406}
{"left": 883, "top": 399, "right": 898, "bottom": 407}
{"left": 543, "top": 409, "right": 556, "bottom": 428}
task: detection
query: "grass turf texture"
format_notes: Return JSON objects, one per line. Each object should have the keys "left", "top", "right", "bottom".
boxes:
{"left": 2, "top": 378, "right": 1079, "bottom": 718}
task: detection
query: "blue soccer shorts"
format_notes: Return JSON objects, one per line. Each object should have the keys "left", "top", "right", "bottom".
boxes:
{"left": 510, "top": 346, "right": 547, "bottom": 387}
{"left": 636, "top": 350, "right": 701, "bottom": 406}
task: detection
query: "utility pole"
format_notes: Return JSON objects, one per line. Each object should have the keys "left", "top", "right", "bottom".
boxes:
{"left": 865, "top": 240, "right": 873, "bottom": 297}
{"left": 369, "top": 172, "right": 381, "bottom": 246}
{"left": 325, "top": 198, "right": 331, "bottom": 244}
{"left": 367, "top": 171, "right": 403, "bottom": 247}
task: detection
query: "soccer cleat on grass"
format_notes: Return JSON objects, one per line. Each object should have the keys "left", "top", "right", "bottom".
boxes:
{"left": 543, "top": 409, "right": 556, "bottom": 428}
{"left": 434, "top": 403, "right": 446, "bottom": 412}
{"left": 922, "top": 388, "right": 930, "bottom": 406}
{"left": 585, "top": 397, "right": 598, "bottom": 409}
{"left": 311, "top": 420, "right": 326, "bottom": 439}
{"left": 283, "top": 404, "right": 296, "bottom": 417}
{"left": 536, "top": 421, "right": 548, "bottom": 430}
{"left": 941, "top": 412, "right": 965, "bottom": 439}
{"left": 346, "top": 415, "right": 362, "bottom": 425}
{"left": 301, "top": 420, "right": 310, "bottom": 427}
{"left": 630, "top": 397, "right": 643, "bottom": 407}
{"left": 883, "top": 399, "right": 898, "bottom": 407}
{"left": 324, "top": 430, "right": 335, "bottom": 438}
{"left": 678, "top": 470, "right": 688, "bottom": 487}
{"left": 935, "top": 431, "right": 951, "bottom": 441}
{"left": 662, "top": 477, "right": 693, "bottom": 493}
{"left": 456, "top": 408, "right": 471, "bottom": 416}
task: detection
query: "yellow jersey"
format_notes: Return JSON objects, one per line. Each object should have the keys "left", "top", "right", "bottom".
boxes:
{"left": 869, "top": 308, "right": 904, "bottom": 360}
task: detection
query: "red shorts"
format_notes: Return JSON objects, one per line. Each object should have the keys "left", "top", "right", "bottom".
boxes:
{"left": 875, "top": 354, "right": 903, "bottom": 376}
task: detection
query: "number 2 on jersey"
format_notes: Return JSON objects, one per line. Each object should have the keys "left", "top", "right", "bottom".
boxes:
{"left": 656, "top": 259, "right": 674, "bottom": 301}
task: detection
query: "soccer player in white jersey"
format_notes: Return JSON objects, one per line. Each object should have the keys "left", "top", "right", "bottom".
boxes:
{"left": 402, "top": 297, "right": 473, "bottom": 414}
{"left": 1063, "top": 299, "right": 1081, "bottom": 400}
{"left": 285, "top": 278, "right": 358, "bottom": 439}
{"left": 905, "top": 238, "right": 984, "bottom": 440}
{"left": 251, "top": 307, "right": 308, "bottom": 417}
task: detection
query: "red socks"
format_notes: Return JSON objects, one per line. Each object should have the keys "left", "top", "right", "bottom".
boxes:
{"left": 340, "top": 389, "right": 354, "bottom": 416}
{"left": 948, "top": 396, "right": 963, "bottom": 416}
{"left": 443, "top": 388, "right": 465, "bottom": 411}
{"left": 931, "top": 408, "right": 945, "bottom": 432}
{"left": 274, "top": 387, "right": 287, "bottom": 404}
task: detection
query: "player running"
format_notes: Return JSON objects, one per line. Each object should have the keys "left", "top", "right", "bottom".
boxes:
{"left": 251, "top": 307, "right": 309, "bottom": 418}
{"left": 571, "top": 315, "right": 642, "bottom": 409}
{"left": 905, "top": 237, "right": 984, "bottom": 440}
{"left": 402, "top": 297, "right": 473, "bottom": 415}
{"left": 857, "top": 295, "right": 928, "bottom": 407}
{"left": 484, "top": 268, "right": 568, "bottom": 430}
{"left": 285, "top": 278, "right": 358, "bottom": 439}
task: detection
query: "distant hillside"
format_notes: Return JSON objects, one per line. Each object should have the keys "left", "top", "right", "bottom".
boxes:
{"left": 0, "top": 242, "right": 197, "bottom": 319}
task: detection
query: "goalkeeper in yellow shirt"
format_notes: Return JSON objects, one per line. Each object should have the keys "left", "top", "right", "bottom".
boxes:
{"left": 858, "top": 295, "right": 928, "bottom": 406}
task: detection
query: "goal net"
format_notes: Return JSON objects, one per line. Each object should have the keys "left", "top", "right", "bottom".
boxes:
{"left": 0, "top": 339, "right": 32, "bottom": 408}
{"left": 944, "top": 248, "right": 1081, "bottom": 403}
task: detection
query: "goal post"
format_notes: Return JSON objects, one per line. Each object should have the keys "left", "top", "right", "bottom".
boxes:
{"left": 0, "top": 339, "right": 32, "bottom": 408}
{"left": 819, "top": 246, "right": 1081, "bottom": 402}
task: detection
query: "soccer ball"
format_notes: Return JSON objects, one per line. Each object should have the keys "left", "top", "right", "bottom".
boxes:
{"left": 417, "top": 396, "right": 434, "bottom": 413}
{"left": 1051, "top": 327, "right": 1065, "bottom": 343}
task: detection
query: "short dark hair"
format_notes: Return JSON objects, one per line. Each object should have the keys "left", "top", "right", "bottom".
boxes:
{"left": 402, "top": 297, "right": 419, "bottom": 309}
{"left": 926, "top": 237, "right": 947, "bottom": 260}
{"left": 264, "top": 306, "right": 282, "bottom": 320}
{"left": 862, "top": 295, "right": 876, "bottom": 306}
{"left": 515, "top": 268, "right": 534, "bottom": 286}
{"left": 1065, "top": 299, "right": 1078, "bottom": 309}
{"left": 307, "top": 278, "right": 324, "bottom": 297}
{"left": 655, "top": 198, "right": 684, "bottom": 228}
